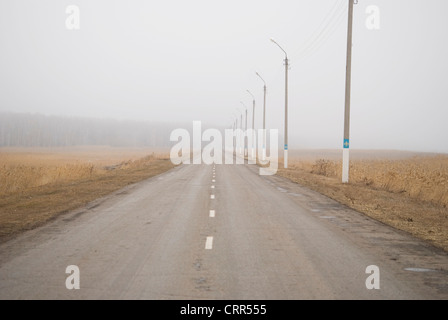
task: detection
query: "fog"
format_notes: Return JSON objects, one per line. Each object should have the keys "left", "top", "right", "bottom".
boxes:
{"left": 0, "top": 0, "right": 447, "bottom": 153}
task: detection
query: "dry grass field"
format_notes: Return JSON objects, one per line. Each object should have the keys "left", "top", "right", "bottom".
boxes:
{"left": 2, "top": 147, "right": 447, "bottom": 251}
{"left": 0, "top": 147, "right": 174, "bottom": 241}
{"left": 287, "top": 153, "right": 448, "bottom": 207}
{"left": 277, "top": 150, "right": 448, "bottom": 251}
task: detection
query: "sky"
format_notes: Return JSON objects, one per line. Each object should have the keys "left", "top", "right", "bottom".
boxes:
{"left": 0, "top": 0, "right": 447, "bottom": 153}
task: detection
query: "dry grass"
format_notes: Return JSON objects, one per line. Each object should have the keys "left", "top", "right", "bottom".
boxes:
{"left": 277, "top": 151, "right": 448, "bottom": 251}
{"left": 0, "top": 147, "right": 174, "bottom": 241}
{"left": 0, "top": 147, "right": 169, "bottom": 194}
{"left": 288, "top": 155, "right": 448, "bottom": 208}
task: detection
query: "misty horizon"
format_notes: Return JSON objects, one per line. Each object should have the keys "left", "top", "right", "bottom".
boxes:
{"left": 1, "top": 111, "right": 446, "bottom": 156}
{"left": 1, "top": 1, "right": 448, "bottom": 153}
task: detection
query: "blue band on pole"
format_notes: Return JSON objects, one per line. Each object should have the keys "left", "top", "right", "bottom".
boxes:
{"left": 343, "top": 139, "right": 350, "bottom": 149}
{"left": 284, "top": 144, "right": 288, "bottom": 150}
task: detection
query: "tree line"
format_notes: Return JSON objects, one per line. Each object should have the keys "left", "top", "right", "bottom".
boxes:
{"left": 0, "top": 112, "right": 184, "bottom": 148}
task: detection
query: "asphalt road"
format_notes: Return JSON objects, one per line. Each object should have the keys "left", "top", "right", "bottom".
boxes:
{"left": 0, "top": 162, "right": 447, "bottom": 299}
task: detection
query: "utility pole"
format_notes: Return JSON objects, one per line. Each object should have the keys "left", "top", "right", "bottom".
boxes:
{"left": 247, "top": 90, "right": 256, "bottom": 161}
{"left": 233, "top": 118, "right": 237, "bottom": 156}
{"left": 240, "top": 112, "right": 243, "bottom": 155}
{"left": 284, "top": 56, "right": 289, "bottom": 169}
{"left": 270, "top": 38, "right": 289, "bottom": 168}
{"left": 256, "top": 72, "right": 267, "bottom": 161}
{"left": 240, "top": 101, "right": 248, "bottom": 157}
{"left": 342, "top": 0, "right": 355, "bottom": 183}
{"left": 245, "top": 107, "right": 248, "bottom": 157}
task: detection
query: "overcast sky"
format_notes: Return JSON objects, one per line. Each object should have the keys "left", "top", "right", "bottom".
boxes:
{"left": 0, "top": 0, "right": 447, "bottom": 153}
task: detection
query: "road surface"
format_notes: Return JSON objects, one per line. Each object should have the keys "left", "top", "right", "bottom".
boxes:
{"left": 0, "top": 162, "right": 447, "bottom": 299}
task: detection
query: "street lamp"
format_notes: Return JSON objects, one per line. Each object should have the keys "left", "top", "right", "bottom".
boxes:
{"left": 270, "top": 38, "right": 289, "bottom": 169}
{"left": 232, "top": 112, "right": 241, "bottom": 156}
{"left": 255, "top": 72, "right": 267, "bottom": 161}
{"left": 235, "top": 109, "right": 244, "bottom": 156}
{"left": 240, "top": 101, "right": 248, "bottom": 157}
{"left": 233, "top": 114, "right": 238, "bottom": 155}
{"left": 246, "top": 90, "right": 256, "bottom": 161}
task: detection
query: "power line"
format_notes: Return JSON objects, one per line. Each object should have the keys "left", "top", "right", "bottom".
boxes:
{"left": 299, "top": 3, "right": 348, "bottom": 60}
{"left": 296, "top": 0, "right": 347, "bottom": 59}
{"left": 292, "top": 0, "right": 348, "bottom": 61}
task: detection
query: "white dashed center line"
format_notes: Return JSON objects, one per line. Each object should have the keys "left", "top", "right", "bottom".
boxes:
{"left": 205, "top": 237, "right": 213, "bottom": 250}
{"left": 206, "top": 167, "right": 217, "bottom": 251}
